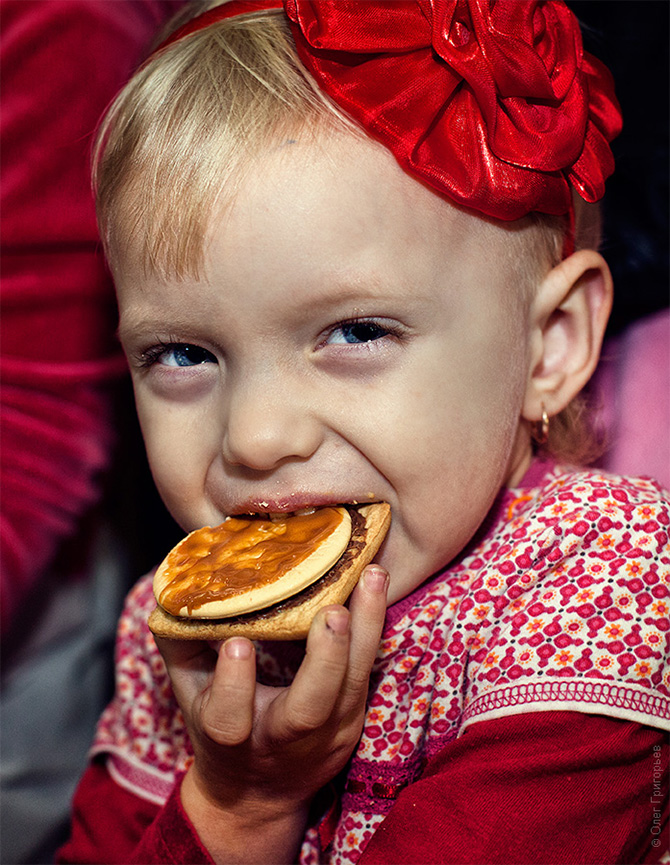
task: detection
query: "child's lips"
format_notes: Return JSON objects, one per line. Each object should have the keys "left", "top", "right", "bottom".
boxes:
{"left": 226, "top": 491, "right": 380, "bottom": 518}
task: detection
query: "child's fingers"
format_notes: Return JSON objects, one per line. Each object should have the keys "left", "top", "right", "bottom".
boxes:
{"left": 154, "top": 636, "right": 217, "bottom": 710}
{"left": 155, "top": 635, "right": 256, "bottom": 746}
{"left": 271, "top": 605, "right": 351, "bottom": 737}
{"left": 339, "top": 565, "right": 389, "bottom": 712}
{"left": 200, "top": 638, "right": 257, "bottom": 746}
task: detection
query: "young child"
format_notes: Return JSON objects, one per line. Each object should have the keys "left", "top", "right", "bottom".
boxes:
{"left": 59, "top": 1, "right": 669, "bottom": 862}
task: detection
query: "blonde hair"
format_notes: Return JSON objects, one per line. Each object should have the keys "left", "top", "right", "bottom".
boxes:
{"left": 93, "top": 0, "right": 604, "bottom": 464}
{"left": 94, "top": 5, "right": 359, "bottom": 279}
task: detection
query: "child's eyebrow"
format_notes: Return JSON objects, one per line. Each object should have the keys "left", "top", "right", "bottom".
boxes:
{"left": 282, "top": 272, "right": 433, "bottom": 310}
{"left": 116, "top": 315, "right": 197, "bottom": 345}
{"left": 116, "top": 281, "right": 433, "bottom": 344}
{"left": 115, "top": 269, "right": 436, "bottom": 346}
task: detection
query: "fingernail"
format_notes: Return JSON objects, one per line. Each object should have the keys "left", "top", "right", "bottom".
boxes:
{"left": 325, "top": 609, "right": 350, "bottom": 635}
{"left": 363, "top": 565, "right": 388, "bottom": 594}
{"left": 224, "top": 638, "right": 252, "bottom": 660}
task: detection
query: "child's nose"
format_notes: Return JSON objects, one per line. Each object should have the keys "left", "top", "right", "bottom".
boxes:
{"left": 221, "top": 378, "right": 323, "bottom": 471}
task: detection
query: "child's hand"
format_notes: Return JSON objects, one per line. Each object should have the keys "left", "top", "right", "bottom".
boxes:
{"left": 155, "top": 564, "right": 389, "bottom": 865}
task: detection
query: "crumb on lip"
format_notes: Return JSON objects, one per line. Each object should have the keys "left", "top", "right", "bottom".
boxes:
{"left": 351, "top": 493, "right": 378, "bottom": 505}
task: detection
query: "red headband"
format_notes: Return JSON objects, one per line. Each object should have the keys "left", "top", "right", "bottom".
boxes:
{"left": 156, "top": 0, "right": 622, "bottom": 228}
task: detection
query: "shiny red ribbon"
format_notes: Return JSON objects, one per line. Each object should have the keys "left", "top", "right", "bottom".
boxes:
{"left": 156, "top": 0, "right": 622, "bottom": 222}
{"left": 157, "top": 0, "right": 283, "bottom": 52}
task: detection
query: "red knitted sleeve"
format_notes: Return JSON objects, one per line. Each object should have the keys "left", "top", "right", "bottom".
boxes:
{"left": 60, "top": 712, "right": 668, "bottom": 864}
{"left": 359, "top": 711, "right": 669, "bottom": 864}
{"left": 0, "top": 0, "right": 180, "bottom": 631}
{"left": 57, "top": 760, "right": 213, "bottom": 865}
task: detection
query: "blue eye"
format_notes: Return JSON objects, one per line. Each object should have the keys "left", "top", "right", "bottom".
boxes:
{"left": 143, "top": 343, "right": 217, "bottom": 367}
{"left": 327, "top": 321, "right": 391, "bottom": 345}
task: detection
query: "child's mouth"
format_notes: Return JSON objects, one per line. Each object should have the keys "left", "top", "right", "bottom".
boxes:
{"left": 231, "top": 492, "right": 380, "bottom": 520}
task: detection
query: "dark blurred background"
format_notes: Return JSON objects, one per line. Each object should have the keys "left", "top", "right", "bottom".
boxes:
{"left": 569, "top": 0, "right": 669, "bottom": 335}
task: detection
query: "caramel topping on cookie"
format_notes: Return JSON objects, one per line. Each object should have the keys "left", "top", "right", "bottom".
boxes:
{"left": 155, "top": 507, "right": 352, "bottom": 618}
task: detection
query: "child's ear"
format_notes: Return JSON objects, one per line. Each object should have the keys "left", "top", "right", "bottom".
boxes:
{"left": 522, "top": 249, "right": 613, "bottom": 424}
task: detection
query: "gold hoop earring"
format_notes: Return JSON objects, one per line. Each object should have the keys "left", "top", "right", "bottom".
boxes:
{"left": 533, "top": 407, "right": 550, "bottom": 445}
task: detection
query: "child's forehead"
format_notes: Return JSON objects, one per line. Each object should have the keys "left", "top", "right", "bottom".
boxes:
{"left": 227, "top": 133, "right": 455, "bottom": 227}
{"left": 121, "top": 132, "right": 532, "bottom": 324}
{"left": 210, "top": 131, "right": 497, "bottom": 259}
{"left": 114, "top": 126, "right": 535, "bottom": 303}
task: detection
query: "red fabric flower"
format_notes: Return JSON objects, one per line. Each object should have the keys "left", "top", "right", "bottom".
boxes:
{"left": 284, "top": 0, "right": 622, "bottom": 220}
{"left": 156, "top": 0, "right": 622, "bottom": 221}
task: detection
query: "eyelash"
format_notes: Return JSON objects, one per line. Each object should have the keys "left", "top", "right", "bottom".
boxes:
{"left": 137, "top": 340, "right": 217, "bottom": 369}
{"left": 321, "top": 318, "right": 403, "bottom": 347}
{"left": 136, "top": 318, "right": 403, "bottom": 369}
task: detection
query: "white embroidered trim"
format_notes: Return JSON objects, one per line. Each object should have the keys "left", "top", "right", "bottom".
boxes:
{"left": 96, "top": 747, "right": 176, "bottom": 806}
{"left": 460, "top": 678, "right": 670, "bottom": 733}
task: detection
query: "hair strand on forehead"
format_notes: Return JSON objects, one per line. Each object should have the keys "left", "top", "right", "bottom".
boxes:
{"left": 93, "top": 8, "right": 359, "bottom": 282}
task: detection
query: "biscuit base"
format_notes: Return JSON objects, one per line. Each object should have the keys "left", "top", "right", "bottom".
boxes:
{"left": 148, "top": 502, "right": 390, "bottom": 641}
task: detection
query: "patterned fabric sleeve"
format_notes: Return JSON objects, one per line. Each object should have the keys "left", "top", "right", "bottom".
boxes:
{"left": 458, "top": 468, "right": 670, "bottom": 731}
{"left": 91, "top": 574, "right": 191, "bottom": 805}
